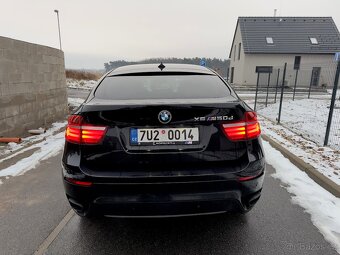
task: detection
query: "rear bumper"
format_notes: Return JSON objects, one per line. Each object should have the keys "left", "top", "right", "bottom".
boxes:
{"left": 62, "top": 161, "right": 265, "bottom": 217}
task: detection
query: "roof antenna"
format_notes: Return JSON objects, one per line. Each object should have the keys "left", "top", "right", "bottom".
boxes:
{"left": 158, "top": 62, "right": 165, "bottom": 71}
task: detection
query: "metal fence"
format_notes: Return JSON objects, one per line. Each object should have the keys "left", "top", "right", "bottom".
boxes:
{"left": 247, "top": 61, "right": 340, "bottom": 150}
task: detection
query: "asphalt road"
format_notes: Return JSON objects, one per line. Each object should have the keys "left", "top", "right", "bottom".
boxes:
{"left": 0, "top": 151, "right": 338, "bottom": 255}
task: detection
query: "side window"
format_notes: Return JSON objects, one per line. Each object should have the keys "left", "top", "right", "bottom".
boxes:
{"left": 238, "top": 43, "right": 241, "bottom": 60}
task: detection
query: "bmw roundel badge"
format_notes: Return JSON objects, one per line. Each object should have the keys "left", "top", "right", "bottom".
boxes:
{"left": 158, "top": 110, "right": 172, "bottom": 124}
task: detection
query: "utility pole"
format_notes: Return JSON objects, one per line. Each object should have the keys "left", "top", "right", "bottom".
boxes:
{"left": 54, "top": 10, "right": 62, "bottom": 50}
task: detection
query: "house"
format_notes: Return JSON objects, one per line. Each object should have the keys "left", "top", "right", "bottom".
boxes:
{"left": 228, "top": 17, "right": 340, "bottom": 87}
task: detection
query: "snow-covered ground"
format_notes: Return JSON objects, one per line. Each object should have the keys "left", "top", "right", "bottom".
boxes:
{"left": 264, "top": 140, "right": 340, "bottom": 253}
{"left": 260, "top": 116, "right": 340, "bottom": 185}
{"left": 67, "top": 78, "right": 97, "bottom": 91}
{"left": 0, "top": 131, "right": 64, "bottom": 178}
{"left": 238, "top": 92, "right": 333, "bottom": 100}
{"left": 0, "top": 97, "right": 86, "bottom": 181}
{"left": 248, "top": 98, "right": 340, "bottom": 150}
{"left": 0, "top": 97, "right": 84, "bottom": 157}
{"left": 0, "top": 122, "right": 66, "bottom": 158}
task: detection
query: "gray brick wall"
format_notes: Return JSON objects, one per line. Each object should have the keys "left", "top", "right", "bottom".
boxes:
{"left": 0, "top": 36, "right": 68, "bottom": 137}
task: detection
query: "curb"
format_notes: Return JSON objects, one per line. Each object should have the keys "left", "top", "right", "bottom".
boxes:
{"left": 262, "top": 134, "right": 340, "bottom": 198}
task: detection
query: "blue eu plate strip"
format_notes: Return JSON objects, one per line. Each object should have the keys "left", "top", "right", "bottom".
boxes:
{"left": 130, "top": 128, "right": 138, "bottom": 144}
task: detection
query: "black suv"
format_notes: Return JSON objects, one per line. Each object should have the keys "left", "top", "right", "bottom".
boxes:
{"left": 62, "top": 64, "right": 265, "bottom": 217}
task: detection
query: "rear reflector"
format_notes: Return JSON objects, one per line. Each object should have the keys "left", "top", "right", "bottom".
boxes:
{"left": 222, "top": 111, "right": 261, "bottom": 141}
{"left": 238, "top": 171, "right": 263, "bottom": 182}
{"left": 65, "top": 177, "right": 93, "bottom": 187}
{"left": 238, "top": 176, "right": 257, "bottom": 182}
{"left": 65, "top": 115, "right": 107, "bottom": 145}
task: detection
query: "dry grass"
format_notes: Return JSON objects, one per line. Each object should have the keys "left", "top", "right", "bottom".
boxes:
{"left": 66, "top": 69, "right": 102, "bottom": 81}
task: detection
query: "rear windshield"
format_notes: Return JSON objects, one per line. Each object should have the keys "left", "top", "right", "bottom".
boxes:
{"left": 95, "top": 74, "right": 232, "bottom": 100}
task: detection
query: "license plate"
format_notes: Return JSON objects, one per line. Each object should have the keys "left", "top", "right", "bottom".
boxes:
{"left": 130, "top": 127, "right": 199, "bottom": 146}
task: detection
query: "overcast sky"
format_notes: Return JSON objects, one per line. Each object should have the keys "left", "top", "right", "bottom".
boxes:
{"left": 1, "top": 0, "right": 340, "bottom": 69}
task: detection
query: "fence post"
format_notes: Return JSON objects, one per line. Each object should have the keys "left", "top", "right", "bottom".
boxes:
{"left": 254, "top": 73, "right": 260, "bottom": 111}
{"left": 324, "top": 60, "right": 340, "bottom": 146}
{"left": 308, "top": 70, "right": 313, "bottom": 99}
{"left": 277, "top": 63, "right": 287, "bottom": 124}
{"left": 275, "top": 69, "right": 280, "bottom": 103}
{"left": 293, "top": 69, "right": 299, "bottom": 101}
{"left": 265, "top": 73, "right": 271, "bottom": 107}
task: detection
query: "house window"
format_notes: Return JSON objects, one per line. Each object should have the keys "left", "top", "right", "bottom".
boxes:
{"left": 266, "top": 37, "right": 274, "bottom": 44}
{"left": 294, "top": 56, "right": 301, "bottom": 70}
{"left": 310, "top": 37, "right": 318, "bottom": 45}
{"left": 230, "top": 67, "right": 234, "bottom": 83}
{"left": 238, "top": 43, "right": 241, "bottom": 60}
{"left": 233, "top": 45, "right": 236, "bottom": 61}
{"left": 311, "top": 67, "right": 321, "bottom": 86}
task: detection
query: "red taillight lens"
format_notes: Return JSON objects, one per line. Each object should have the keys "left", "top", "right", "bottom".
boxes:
{"left": 65, "top": 115, "right": 107, "bottom": 145}
{"left": 65, "top": 177, "right": 93, "bottom": 187}
{"left": 222, "top": 111, "right": 261, "bottom": 141}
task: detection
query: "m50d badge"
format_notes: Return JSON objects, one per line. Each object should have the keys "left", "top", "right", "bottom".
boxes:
{"left": 193, "top": 116, "right": 234, "bottom": 122}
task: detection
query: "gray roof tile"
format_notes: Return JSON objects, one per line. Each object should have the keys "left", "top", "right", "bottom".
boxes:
{"left": 237, "top": 17, "right": 340, "bottom": 54}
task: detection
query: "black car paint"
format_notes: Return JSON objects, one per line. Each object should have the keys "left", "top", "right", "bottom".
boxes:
{"left": 62, "top": 64, "right": 265, "bottom": 217}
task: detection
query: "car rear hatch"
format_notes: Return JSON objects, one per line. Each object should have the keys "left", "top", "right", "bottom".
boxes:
{"left": 65, "top": 73, "right": 260, "bottom": 179}
{"left": 72, "top": 98, "right": 252, "bottom": 177}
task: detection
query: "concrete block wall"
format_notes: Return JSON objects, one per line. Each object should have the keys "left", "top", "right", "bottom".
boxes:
{"left": 0, "top": 36, "right": 68, "bottom": 137}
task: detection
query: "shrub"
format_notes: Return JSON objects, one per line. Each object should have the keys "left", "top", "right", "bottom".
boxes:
{"left": 66, "top": 69, "right": 102, "bottom": 81}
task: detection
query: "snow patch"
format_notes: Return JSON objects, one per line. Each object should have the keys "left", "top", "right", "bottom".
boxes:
{"left": 263, "top": 140, "right": 340, "bottom": 253}
{"left": 67, "top": 79, "right": 97, "bottom": 91}
{"left": 257, "top": 98, "right": 340, "bottom": 150}
{"left": 259, "top": 116, "right": 340, "bottom": 185}
{"left": 0, "top": 121, "right": 66, "bottom": 158}
{"left": 0, "top": 132, "right": 64, "bottom": 178}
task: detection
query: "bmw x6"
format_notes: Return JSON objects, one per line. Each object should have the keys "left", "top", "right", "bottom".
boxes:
{"left": 62, "top": 63, "right": 265, "bottom": 218}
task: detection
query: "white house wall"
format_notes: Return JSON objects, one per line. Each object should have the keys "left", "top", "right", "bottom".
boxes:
{"left": 235, "top": 53, "right": 336, "bottom": 88}
{"left": 229, "top": 23, "right": 246, "bottom": 85}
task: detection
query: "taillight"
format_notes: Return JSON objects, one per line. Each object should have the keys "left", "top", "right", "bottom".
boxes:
{"left": 222, "top": 111, "right": 261, "bottom": 141}
{"left": 65, "top": 115, "right": 107, "bottom": 145}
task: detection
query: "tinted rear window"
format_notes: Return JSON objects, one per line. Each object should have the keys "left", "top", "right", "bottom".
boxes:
{"left": 95, "top": 75, "right": 232, "bottom": 100}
